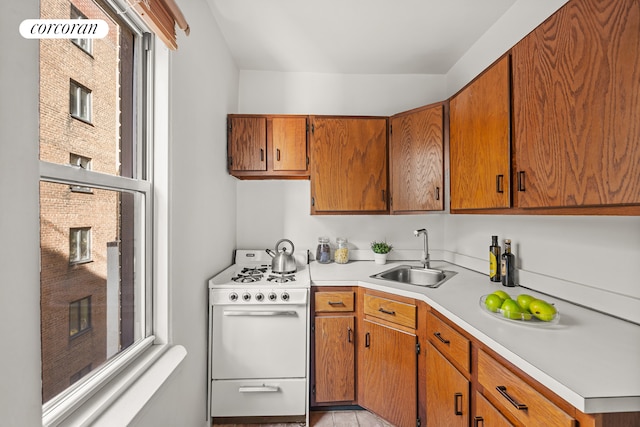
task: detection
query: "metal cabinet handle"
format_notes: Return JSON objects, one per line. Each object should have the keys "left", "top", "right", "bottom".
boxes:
{"left": 435, "top": 186, "right": 440, "bottom": 200}
{"left": 239, "top": 385, "right": 279, "bottom": 393}
{"left": 434, "top": 332, "right": 450, "bottom": 345}
{"left": 223, "top": 310, "right": 297, "bottom": 317}
{"left": 365, "top": 332, "right": 371, "bottom": 348}
{"left": 517, "top": 171, "right": 526, "bottom": 191}
{"left": 347, "top": 326, "right": 352, "bottom": 343}
{"left": 496, "top": 385, "right": 528, "bottom": 410}
{"left": 379, "top": 307, "right": 396, "bottom": 316}
{"left": 328, "top": 301, "right": 344, "bottom": 306}
{"left": 496, "top": 174, "right": 504, "bottom": 193}
{"left": 454, "top": 392, "right": 464, "bottom": 415}
{"left": 473, "top": 416, "right": 484, "bottom": 427}
{"left": 276, "top": 148, "right": 281, "bottom": 161}
{"left": 260, "top": 148, "right": 264, "bottom": 161}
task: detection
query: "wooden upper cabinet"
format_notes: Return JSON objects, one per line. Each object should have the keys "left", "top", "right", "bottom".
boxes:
{"left": 228, "top": 116, "right": 267, "bottom": 172}
{"left": 449, "top": 55, "right": 511, "bottom": 211}
{"left": 389, "top": 103, "right": 444, "bottom": 213}
{"left": 272, "top": 116, "right": 308, "bottom": 171}
{"left": 227, "top": 115, "right": 309, "bottom": 179}
{"left": 310, "top": 116, "right": 388, "bottom": 214}
{"left": 512, "top": 0, "right": 640, "bottom": 208}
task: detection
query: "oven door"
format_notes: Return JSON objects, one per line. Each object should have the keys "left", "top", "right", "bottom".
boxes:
{"left": 211, "top": 302, "right": 307, "bottom": 379}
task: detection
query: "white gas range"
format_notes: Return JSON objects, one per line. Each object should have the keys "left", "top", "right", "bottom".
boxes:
{"left": 207, "top": 249, "right": 310, "bottom": 424}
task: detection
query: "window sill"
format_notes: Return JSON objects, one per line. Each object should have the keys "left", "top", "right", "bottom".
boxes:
{"left": 47, "top": 344, "right": 187, "bottom": 427}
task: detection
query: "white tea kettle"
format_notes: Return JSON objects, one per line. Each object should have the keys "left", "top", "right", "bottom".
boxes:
{"left": 266, "top": 239, "right": 297, "bottom": 274}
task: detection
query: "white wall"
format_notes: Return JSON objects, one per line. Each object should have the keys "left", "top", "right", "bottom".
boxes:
{"left": 239, "top": 70, "right": 447, "bottom": 116}
{"left": 129, "top": 0, "right": 239, "bottom": 425}
{"left": 0, "top": 1, "right": 43, "bottom": 426}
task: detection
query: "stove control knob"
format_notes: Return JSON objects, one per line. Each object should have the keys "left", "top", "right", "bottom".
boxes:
{"left": 255, "top": 292, "right": 264, "bottom": 302}
{"left": 281, "top": 292, "right": 290, "bottom": 302}
{"left": 268, "top": 292, "right": 277, "bottom": 302}
{"left": 229, "top": 292, "right": 238, "bottom": 302}
{"left": 242, "top": 292, "right": 251, "bottom": 302}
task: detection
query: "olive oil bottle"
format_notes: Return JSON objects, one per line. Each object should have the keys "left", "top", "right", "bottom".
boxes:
{"left": 501, "top": 239, "right": 515, "bottom": 287}
{"left": 489, "top": 235, "right": 501, "bottom": 282}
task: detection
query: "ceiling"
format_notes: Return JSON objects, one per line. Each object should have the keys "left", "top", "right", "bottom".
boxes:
{"left": 206, "top": 0, "right": 518, "bottom": 75}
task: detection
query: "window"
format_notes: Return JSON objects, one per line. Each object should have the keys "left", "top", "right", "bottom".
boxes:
{"left": 70, "top": 5, "right": 92, "bottom": 54}
{"left": 69, "top": 227, "right": 91, "bottom": 263}
{"left": 69, "top": 153, "right": 93, "bottom": 192}
{"left": 39, "top": 0, "right": 157, "bottom": 413}
{"left": 69, "top": 80, "right": 92, "bottom": 122}
{"left": 70, "top": 364, "right": 92, "bottom": 384}
{"left": 69, "top": 297, "right": 91, "bottom": 337}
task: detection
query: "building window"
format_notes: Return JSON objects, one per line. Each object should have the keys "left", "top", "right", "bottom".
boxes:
{"left": 70, "top": 5, "right": 92, "bottom": 54}
{"left": 69, "top": 80, "right": 91, "bottom": 123}
{"left": 69, "top": 297, "right": 91, "bottom": 337}
{"left": 69, "top": 227, "right": 91, "bottom": 264}
{"left": 69, "top": 153, "right": 93, "bottom": 193}
{"left": 70, "top": 364, "right": 92, "bottom": 384}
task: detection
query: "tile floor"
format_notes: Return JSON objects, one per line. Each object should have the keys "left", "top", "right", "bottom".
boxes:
{"left": 213, "top": 410, "right": 395, "bottom": 427}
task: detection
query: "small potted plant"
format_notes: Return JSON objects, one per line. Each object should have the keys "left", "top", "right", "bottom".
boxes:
{"left": 371, "top": 240, "right": 393, "bottom": 265}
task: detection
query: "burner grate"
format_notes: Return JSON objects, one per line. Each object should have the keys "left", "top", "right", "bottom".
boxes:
{"left": 267, "top": 274, "right": 296, "bottom": 283}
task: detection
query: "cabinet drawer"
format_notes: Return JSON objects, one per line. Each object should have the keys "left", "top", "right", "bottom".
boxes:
{"left": 315, "top": 291, "right": 355, "bottom": 312}
{"left": 478, "top": 349, "right": 574, "bottom": 427}
{"left": 364, "top": 294, "right": 416, "bottom": 329}
{"left": 474, "top": 391, "right": 515, "bottom": 427}
{"left": 427, "top": 311, "right": 470, "bottom": 373}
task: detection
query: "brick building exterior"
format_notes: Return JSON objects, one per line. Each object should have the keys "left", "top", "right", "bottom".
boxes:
{"left": 39, "top": 0, "right": 125, "bottom": 402}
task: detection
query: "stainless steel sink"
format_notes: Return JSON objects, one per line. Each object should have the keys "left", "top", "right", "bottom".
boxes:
{"left": 370, "top": 264, "right": 457, "bottom": 288}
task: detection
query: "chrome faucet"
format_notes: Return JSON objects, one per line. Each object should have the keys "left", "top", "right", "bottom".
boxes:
{"left": 414, "top": 228, "right": 430, "bottom": 268}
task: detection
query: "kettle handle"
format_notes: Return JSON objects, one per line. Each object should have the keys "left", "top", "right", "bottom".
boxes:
{"left": 275, "top": 238, "right": 295, "bottom": 254}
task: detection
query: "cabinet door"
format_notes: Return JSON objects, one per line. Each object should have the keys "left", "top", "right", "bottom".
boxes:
{"left": 512, "top": 0, "right": 640, "bottom": 208}
{"left": 359, "top": 320, "right": 417, "bottom": 427}
{"left": 474, "top": 391, "right": 515, "bottom": 427}
{"left": 314, "top": 316, "right": 355, "bottom": 403}
{"left": 310, "top": 117, "right": 388, "bottom": 214}
{"left": 450, "top": 56, "right": 511, "bottom": 210}
{"left": 390, "top": 104, "right": 444, "bottom": 213}
{"left": 272, "top": 116, "right": 308, "bottom": 172}
{"left": 426, "top": 342, "right": 469, "bottom": 427}
{"left": 228, "top": 116, "right": 267, "bottom": 172}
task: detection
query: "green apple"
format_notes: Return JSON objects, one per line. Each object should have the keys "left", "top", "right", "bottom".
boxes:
{"left": 529, "top": 299, "right": 557, "bottom": 322}
{"left": 493, "top": 290, "right": 511, "bottom": 300}
{"left": 484, "top": 294, "right": 504, "bottom": 312}
{"left": 500, "top": 299, "right": 530, "bottom": 320}
{"left": 516, "top": 294, "right": 536, "bottom": 312}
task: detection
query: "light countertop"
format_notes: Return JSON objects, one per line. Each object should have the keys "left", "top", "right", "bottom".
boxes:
{"left": 310, "top": 260, "right": 640, "bottom": 414}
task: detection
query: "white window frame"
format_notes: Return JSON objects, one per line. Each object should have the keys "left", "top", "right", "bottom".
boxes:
{"left": 70, "top": 5, "right": 92, "bottom": 54}
{"left": 69, "top": 227, "right": 91, "bottom": 264}
{"left": 40, "top": 0, "right": 178, "bottom": 424}
{"left": 70, "top": 80, "right": 92, "bottom": 123}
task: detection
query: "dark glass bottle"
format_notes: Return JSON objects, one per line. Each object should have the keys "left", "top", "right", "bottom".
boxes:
{"left": 489, "top": 235, "right": 501, "bottom": 282}
{"left": 501, "top": 239, "right": 515, "bottom": 287}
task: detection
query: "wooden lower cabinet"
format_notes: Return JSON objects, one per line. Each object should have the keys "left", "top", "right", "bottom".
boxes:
{"left": 477, "top": 349, "right": 575, "bottom": 427}
{"left": 313, "top": 316, "right": 355, "bottom": 403}
{"left": 426, "top": 342, "right": 470, "bottom": 427}
{"left": 359, "top": 319, "right": 417, "bottom": 427}
{"left": 312, "top": 289, "right": 356, "bottom": 406}
{"left": 474, "top": 391, "right": 515, "bottom": 427}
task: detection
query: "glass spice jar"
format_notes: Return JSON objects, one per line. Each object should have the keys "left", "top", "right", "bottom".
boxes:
{"left": 334, "top": 237, "right": 349, "bottom": 264}
{"left": 316, "top": 236, "right": 331, "bottom": 264}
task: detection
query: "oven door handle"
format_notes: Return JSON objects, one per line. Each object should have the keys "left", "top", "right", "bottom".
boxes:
{"left": 223, "top": 310, "right": 298, "bottom": 317}
{"left": 238, "top": 385, "right": 280, "bottom": 393}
